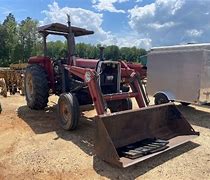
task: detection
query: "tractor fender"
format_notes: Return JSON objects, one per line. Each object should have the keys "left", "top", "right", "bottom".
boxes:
{"left": 28, "top": 56, "right": 55, "bottom": 91}
{"left": 154, "top": 91, "right": 176, "bottom": 101}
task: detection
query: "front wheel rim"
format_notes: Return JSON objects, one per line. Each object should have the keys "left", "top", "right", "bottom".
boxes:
{"left": 60, "top": 99, "right": 71, "bottom": 124}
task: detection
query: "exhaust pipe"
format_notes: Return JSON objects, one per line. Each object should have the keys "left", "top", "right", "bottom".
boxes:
{"left": 99, "top": 47, "right": 105, "bottom": 61}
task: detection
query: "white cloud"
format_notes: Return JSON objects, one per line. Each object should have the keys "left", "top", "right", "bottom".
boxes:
{"left": 40, "top": 2, "right": 112, "bottom": 44}
{"left": 92, "top": 0, "right": 129, "bottom": 13}
{"left": 128, "top": 0, "right": 210, "bottom": 47}
{"left": 148, "top": 21, "right": 175, "bottom": 30}
{"left": 102, "top": 34, "right": 152, "bottom": 49}
{"left": 40, "top": 2, "right": 150, "bottom": 49}
{"left": 186, "top": 29, "right": 203, "bottom": 37}
{"left": 135, "top": 0, "right": 143, "bottom": 3}
{"left": 0, "top": 7, "right": 12, "bottom": 15}
{"left": 129, "top": 4, "right": 156, "bottom": 22}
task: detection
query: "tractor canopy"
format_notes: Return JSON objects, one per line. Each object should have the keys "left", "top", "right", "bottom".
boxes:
{"left": 38, "top": 23, "right": 94, "bottom": 37}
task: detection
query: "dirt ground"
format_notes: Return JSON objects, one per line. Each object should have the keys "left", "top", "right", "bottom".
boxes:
{"left": 0, "top": 95, "right": 210, "bottom": 180}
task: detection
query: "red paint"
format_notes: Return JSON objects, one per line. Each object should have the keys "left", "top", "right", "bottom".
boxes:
{"left": 75, "top": 58, "right": 98, "bottom": 69}
{"left": 67, "top": 63, "right": 147, "bottom": 115}
{"left": 75, "top": 58, "right": 147, "bottom": 79}
{"left": 28, "top": 56, "right": 147, "bottom": 115}
{"left": 28, "top": 56, "right": 55, "bottom": 92}
{"left": 104, "top": 92, "right": 138, "bottom": 101}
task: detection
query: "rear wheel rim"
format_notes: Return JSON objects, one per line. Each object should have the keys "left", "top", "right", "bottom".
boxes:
{"left": 26, "top": 74, "right": 33, "bottom": 101}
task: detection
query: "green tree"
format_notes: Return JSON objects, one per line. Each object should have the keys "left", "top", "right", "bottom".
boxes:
{"left": 104, "top": 45, "right": 120, "bottom": 61}
{"left": 76, "top": 43, "right": 87, "bottom": 58}
{"left": 18, "top": 17, "right": 39, "bottom": 62}
{"left": 76, "top": 43, "right": 99, "bottom": 59}
{"left": 120, "top": 47, "right": 130, "bottom": 60}
{"left": 120, "top": 46, "right": 147, "bottom": 62}
{"left": 2, "top": 13, "right": 18, "bottom": 65}
{"left": 47, "top": 40, "right": 67, "bottom": 59}
{"left": 85, "top": 44, "right": 98, "bottom": 59}
{"left": 0, "top": 23, "right": 9, "bottom": 66}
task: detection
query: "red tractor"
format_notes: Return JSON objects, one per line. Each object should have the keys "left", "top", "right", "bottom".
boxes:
{"left": 24, "top": 16, "right": 198, "bottom": 167}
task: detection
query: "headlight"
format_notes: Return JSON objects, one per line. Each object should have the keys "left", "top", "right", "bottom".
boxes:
{"left": 85, "top": 71, "right": 92, "bottom": 82}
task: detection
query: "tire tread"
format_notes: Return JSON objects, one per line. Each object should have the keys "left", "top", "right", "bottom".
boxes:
{"left": 25, "top": 64, "right": 49, "bottom": 110}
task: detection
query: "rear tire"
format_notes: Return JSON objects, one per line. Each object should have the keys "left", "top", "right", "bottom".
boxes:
{"left": 108, "top": 98, "right": 132, "bottom": 113}
{"left": 154, "top": 93, "right": 169, "bottom": 105}
{"left": 25, "top": 64, "right": 49, "bottom": 110}
{"left": 57, "top": 93, "right": 80, "bottom": 130}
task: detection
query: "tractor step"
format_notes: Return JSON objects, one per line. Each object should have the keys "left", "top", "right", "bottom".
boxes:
{"left": 117, "top": 138, "right": 169, "bottom": 159}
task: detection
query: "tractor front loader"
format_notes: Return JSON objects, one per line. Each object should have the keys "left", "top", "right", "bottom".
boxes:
{"left": 24, "top": 16, "right": 199, "bottom": 167}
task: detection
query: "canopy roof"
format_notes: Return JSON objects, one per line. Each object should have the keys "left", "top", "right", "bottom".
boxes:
{"left": 38, "top": 23, "right": 94, "bottom": 37}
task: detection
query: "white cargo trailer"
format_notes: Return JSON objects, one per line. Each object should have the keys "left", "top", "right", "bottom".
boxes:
{"left": 147, "top": 43, "right": 210, "bottom": 105}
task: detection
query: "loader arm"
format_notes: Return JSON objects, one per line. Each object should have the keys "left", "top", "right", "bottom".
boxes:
{"left": 65, "top": 62, "right": 147, "bottom": 115}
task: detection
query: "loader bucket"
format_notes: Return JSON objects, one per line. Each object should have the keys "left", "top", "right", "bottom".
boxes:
{"left": 95, "top": 103, "right": 199, "bottom": 167}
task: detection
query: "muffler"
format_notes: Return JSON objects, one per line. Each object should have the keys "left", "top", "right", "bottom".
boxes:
{"left": 95, "top": 103, "right": 199, "bottom": 167}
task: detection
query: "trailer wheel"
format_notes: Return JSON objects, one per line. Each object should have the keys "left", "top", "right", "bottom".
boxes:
{"left": 108, "top": 98, "right": 132, "bottom": 113}
{"left": 25, "top": 65, "right": 49, "bottom": 110}
{"left": 154, "top": 93, "right": 169, "bottom": 105}
{"left": 58, "top": 93, "right": 80, "bottom": 130}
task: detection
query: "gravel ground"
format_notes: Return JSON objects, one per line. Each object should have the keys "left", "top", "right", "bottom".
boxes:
{"left": 0, "top": 95, "right": 210, "bottom": 180}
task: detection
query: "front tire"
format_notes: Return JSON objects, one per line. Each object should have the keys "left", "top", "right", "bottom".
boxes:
{"left": 57, "top": 93, "right": 80, "bottom": 130}
{"left": 25, "top": 64, "right": 49, "bottom": 110}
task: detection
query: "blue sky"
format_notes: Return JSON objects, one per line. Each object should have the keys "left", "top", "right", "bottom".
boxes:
{"left": 1, "top": 0, "right": 210, "bottom": 49}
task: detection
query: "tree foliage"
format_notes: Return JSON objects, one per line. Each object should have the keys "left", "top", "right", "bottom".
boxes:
{"left": 0, "top": 13, "right": 147, "bottom": 67}
{"left": 76, "top": 43, "right": 146, "bottom": 62}
{"left": 18, "top": 17, "right": 40, "bottom": 61}
{"left": 0, "top": 14, "right": 40, "bottom": 66}
{"left": 2, "top": 13, "right": 18, "bottom": 65}
{"left": 0, "top": 24, "right": 8, "bottom": 66}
